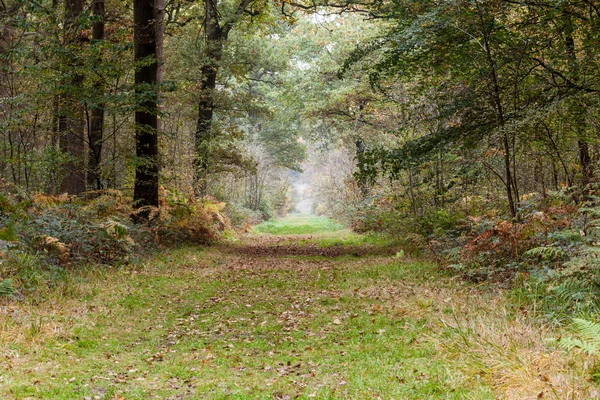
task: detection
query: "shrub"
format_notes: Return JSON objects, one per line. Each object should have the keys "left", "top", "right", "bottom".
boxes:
{"left": 225, "top": 203, "right": 264, "bottom": 229}
{"left": 154, "top": 195, "right": 232, "bottom": 244}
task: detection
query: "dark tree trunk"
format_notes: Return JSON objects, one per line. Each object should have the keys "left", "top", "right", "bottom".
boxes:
{"left": 193, "top": 0, "right": 253, "bottom": 196}
{"left": 481, "top": 21, "right": 516, "bottom": 217}
{"left": 542, "top": 122, "right": 573, "bottom": 187}
{"left": 87, "top": 0, "right": 105, "bottom": 190}
{"left": 355, "top": 137, "right": 369, "bottom": 198}
{"left": 59, "top": 0, "right": 86, "bottom": 195}
{"left": 563, "top": 7, "right": 593, "bottom": 191}
{"left": 194, "top": 0, "right": 223, "bottom": 196}
{"left": 579, "top": 139, "right": 592, "bottom": 187}
{"left": 133, "top": 0, "right": 161, "bottom": 210}
{"left": 155, "top": 0, "right": 165, "bottom": 87}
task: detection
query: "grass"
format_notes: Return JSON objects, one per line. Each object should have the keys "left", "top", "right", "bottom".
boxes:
{"left": 0, "top": 215, "right": 597, "bottom": 399}
{"left": 287, "top": 232, "right": 397, "bottom": 248}
{"left": 254, "top": 213, "right": 345, "bottom": 235}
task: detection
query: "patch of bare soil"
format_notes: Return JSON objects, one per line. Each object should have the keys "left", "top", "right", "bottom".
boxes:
{"left": 223, "top": 235, "right": 397, "bottom": 258}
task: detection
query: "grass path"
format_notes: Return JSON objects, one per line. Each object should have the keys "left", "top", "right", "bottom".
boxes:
{"left": 0, "top": 214, "right": 595, "bottom": 399}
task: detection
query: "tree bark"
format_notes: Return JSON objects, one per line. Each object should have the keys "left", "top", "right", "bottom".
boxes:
{"left": 133, "top": 0, "right": 161, "bottom": 210}
{"left": 59, "top": 0, "right": 86, "bottom": 195}
{"left": 355, "top": 137, "right": 369, "bottom": 198}
{"left": 563, "top": 7, "right": 593, "bottom": 191}
{"left": 193, "top": 0, "right": 254, "bottom": 196}
{"left": 194, "top": 0, "right": 223, "bottom": 196}
{"left": 87, "top": 0, "right": 105, "bottom": 190}
{"left": 482, "top": 25, "right": 516, "bottom": 217}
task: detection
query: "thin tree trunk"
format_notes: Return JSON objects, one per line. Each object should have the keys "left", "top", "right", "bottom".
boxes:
{"left": 479, "top": 9, "right": 516, "bottom": 217}
{"left": 133, "top": 0, "right": 161, "bottom": 210}
{"left": 407, "top": 168, "right": 418, "bottom": 217}
{"left": 563, "top": 7, "right": 593, "bottom": 191}
{"left": 551, "top": 158, "right": 559, "bottom": 190}
{"left": 578, "top": 132, "right": 592, "bottom": 189}
{"left": 87, "top": 0, "right": 105, "bottom": 190}
{"left": 194, "top": 0, "right": 223, "bottom": 197}
{"left": 540, "top": 159, "right": 547, "bottom": 198}
{"left": 542, "top": 122, "right": 573, "bottom": 187}
{"left": 355, "top": 137, "right": 369, "bottom": 198}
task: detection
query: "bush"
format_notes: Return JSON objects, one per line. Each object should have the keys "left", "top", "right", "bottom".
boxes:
{"left": 225, "top": 203, "right": 264, "bottom": 228}
{"left": 19, "top": 194, "right": 139, "bottom": 266}
{"left": 154, "top": 194, "right": 231, "bottom": 244}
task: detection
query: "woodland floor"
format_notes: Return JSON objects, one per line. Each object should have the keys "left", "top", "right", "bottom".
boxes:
{"left": 0, "top": 214, "right": 597, "bottom": 399}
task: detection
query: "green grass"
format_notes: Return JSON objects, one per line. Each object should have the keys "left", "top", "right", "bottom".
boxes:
{"left": 254, "top": 213, "right": 345, "bottom": 235}
{"left": 0, "top": 229, "right": 595, "bottom": 399}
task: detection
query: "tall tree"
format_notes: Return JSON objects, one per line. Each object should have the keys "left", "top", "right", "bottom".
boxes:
{"left": 59, "top": 0, "right": 86, "bottom": 194}
{"left": 562, "top": 5, "right": 593, "bottom": 191}
{"left": 194, "top": 0, "right": 255, "bottom": 196}
{"left": 87, "top": 0, "right": 105, "bottom": 190}
{"left": 133, "top": 0, "right": 162, "bottom": 209}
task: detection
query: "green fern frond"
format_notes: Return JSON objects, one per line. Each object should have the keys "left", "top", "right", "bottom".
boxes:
{"left": 560, "top": 337, "right": 598, "bottom": 354}
{"left": 524, "top": 246, "right": 567, "bottom": 261}
{"left": 559, "top": 318, "right": 600, "bottom": 355}
{"left": 551, "top": 279, "right": 595, "bottom": 304}
{"left": 572, "top": 318, "right": 600, "bottom": 346}
{"left": 548, "top": 229, "right": 583, "bottom": 243}
{"left": 580, "top": 207, "right": 600, "bottom": 218}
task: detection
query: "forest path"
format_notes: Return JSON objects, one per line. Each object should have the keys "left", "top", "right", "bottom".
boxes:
{"left": 1, "top": 215, "right": 590, "bottom": 399}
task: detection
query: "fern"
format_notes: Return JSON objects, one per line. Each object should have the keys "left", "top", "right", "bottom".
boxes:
{"left": 524, "top": 246, "right": 567, "bottom": 262}
{"left": 444, "top": 246, "right": 462, "bottom": 262}
{"left": 551, "top": 279, "right": 595, "bottom": 305}
{"left": 0, "top": 279, "right": 14, "bottom": 298}
{"left": 579, "top": 206, "right": 600, "bottom": 218}
{"left": 102, "top": 220, "right": 129, "bottom": 239}
{"left": 560, "top": 318, "right": 600, "bottom": 355}
{"left": 548, "top": 229, "right": 583, "bottom": 243}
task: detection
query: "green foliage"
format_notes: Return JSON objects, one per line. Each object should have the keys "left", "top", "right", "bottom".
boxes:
{"left": 225, "top": 203, "right": 266, "bottom": 227}
{"left": 0, "top": 218, "right": 17, "bottom": 241}
{"left": 2, "top": 251, "right": 44, "bottom": 292}
{"left": 559, "top": 318, "right": 600, "bottom": 355}
{"left": 524, "top": 246, "right": 568, "bottom": 262}
{"left": 21, "top": 202, "right": 137, "bottom": 266}
{"left": 0, "top": 279, "right": 14, "bottom": 298}
{"left": 102, "top": 220, "right": 130, "bottom": 239}
{"left": 550, "top": 279, "right": 599, "bottom": 313}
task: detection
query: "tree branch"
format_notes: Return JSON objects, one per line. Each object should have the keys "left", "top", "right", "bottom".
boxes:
{"left": 533, "top": 57, "right": 599, "bottom": 94}
{"left": 223, "top": 0, "right": 255, "bottom": 36}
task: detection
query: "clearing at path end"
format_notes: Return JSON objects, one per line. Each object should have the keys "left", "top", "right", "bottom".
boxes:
{"left": 0, "top": 215, "right": 593, "bottom": 399}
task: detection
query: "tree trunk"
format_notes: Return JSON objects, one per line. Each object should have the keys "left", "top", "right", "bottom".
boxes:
{"left": 563, "top": 7, "right": 593, "bottom": 191}
{"left": 194, "top": 0, "right": 223, "bottom": 197}
{"left": 59, "top": 0, "right": 86, "bottom": 195}
{"left": 87, "top": 0, "right": 105, "bottom": 190}
{"left": 355, "top": 137, "right": 369, "bottom": 198}
{"left": 578, "top": 139, "right": 592, "bottom": 187}
{"left": 192, "top": 0, "right": 254, "bottom": 196}
{"left": 133, "top": 0, "right": 161, "bottom": 210}
{"left": 479, "top": 10, "right": 517, "bottom": 217}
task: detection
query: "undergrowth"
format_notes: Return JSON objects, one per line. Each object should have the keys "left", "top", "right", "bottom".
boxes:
{"left": 0, "top": 184, "right": 233, "bottom": 298}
